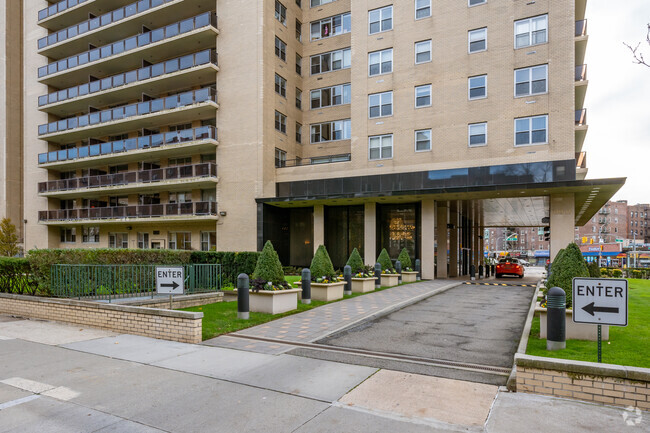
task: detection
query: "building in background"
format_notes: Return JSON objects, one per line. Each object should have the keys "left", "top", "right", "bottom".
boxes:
{"left": 627, "top": 203, "right": 649, "bottom": 244}
{"left": 575, "top": 200, "right": 627, "bottom": 245}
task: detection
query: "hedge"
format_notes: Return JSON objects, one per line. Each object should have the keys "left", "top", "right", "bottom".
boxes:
{"left": 189, "top": 251, "right": 260, "bottom": 286}
{"left": 0, "top": 258, "right": 37, "bottom": 295}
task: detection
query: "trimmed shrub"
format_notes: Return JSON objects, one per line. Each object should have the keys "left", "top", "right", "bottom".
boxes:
{"left": 546, "top": 243, "right": 589, "bottom": 308}
{"left": 612, "top": 268, "right": 623, "bottom": 278}
{"left": 397, "top": 248, "right": 412, "bottom": 270}
{"left": 252, "top": 241, "right": 285, "bottom": 286}
{"left": 587, "top": 261, "right": 600, "bottom": 278}
{"left": 346, "top": 248, "right": 365, "bottom": 273}
{"left": 0, "top": 258, "right": 37, "bottom": 295}
{"left": 377, "top": 248, "right": 394, "bottom": 271}
{"left": 310, "top": 245, "right": 336, "bottom": 281}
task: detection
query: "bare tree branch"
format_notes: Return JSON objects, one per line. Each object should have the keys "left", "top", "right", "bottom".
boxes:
{"left": 624, "top": 23, "right": 650, "bottom": 67}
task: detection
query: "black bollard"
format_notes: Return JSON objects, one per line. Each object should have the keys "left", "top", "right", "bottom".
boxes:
{"left": 491, "top": 264, "right": 495, "bottom": 275}
{"left": 546, "top": 286, "right": 566, "bottom": 350}
{"left": 395, "top": 260, "right": 402, "bottom": 284}
{"left": 344, "top": 265, "right": 352, "bottom": 295}
{"left": 478, "top": 265, "right": 484, "bottom": 279}
{"left": 374, "top": 263, "right": 382, "bottom": 288}
{"left": 301, "top": 268, "right": 311, "bottom": 304}
{"left": 470, "top": 264, "right": 476, "bottom": 281}
{"left": 485, "top": 264, "right": 490, "bottom": 278}
{"left": 415, "top": 259, "right": 421, "bottom": 281}
{"left": 237, "top": 273, "right": 249, "bottom": 320}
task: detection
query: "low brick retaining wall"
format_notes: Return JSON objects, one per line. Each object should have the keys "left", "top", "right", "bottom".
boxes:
{"left": 0, "top": 293, "right": 203, "bottom": 344}
{"left": 516, "top": 354, "right": 650, "bottom": 410}
{"left": 124, "top": 292, "right": 223, "bottom": 309}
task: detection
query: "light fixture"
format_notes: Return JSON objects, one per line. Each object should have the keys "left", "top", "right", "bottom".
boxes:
{"left": 219, "top": 211, "right": 227, "bottom": 216}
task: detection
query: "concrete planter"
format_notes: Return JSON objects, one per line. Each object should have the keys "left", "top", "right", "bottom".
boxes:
{"left": 380, "top": 274, "right": 400, "bottom": 287}
{"left": 536, "top": 305, "right": 609, "bottom": 341}
{"left": 351, "top": 278, "right": 377, "bottom": 293}
{"left": 401, "top": 272, "right": 418, "bottom": 283}
{"left": 310, "top": 281, "right": 346, "bottom": 302}
{"left": 242, "top": 288, "right": 301, "bottom": 315}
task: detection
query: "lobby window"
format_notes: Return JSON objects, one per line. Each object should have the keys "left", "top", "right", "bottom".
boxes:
{"left": 415, "top": 0, "right": 431, "bottom": 19}
{"left": 369, "top": 6, "right": 393, "bottom": 34}
{"left": 310, "top": 84, "right": 351, "bottom": 109}
{"left": 369, "top": 134, "right": 393, "bottom": 160}
{"left": 415, "top": 40, "right": 432, "bottom": 64}
{"left": 311, "top": 48, "right": 351, "bottom": 75}
{"left": 415, "top": 84, "right": 432, "bottom": 107}
{"left": 275, "top": 110, "right": 287, "bottom": 133}
{"left": 109, "top": 233, "right": 128, "bottom": 248}
{"left": 369, "top": 91, "right": 393, "bottom": 118}
{"left": 275, "top": 0, "right": 287, "bottom": 25}
{"left": 415, "top": 129, "right": 432, "bottom": 152}
{"left": 275, "top": 73, "right": 287, "bottom": 97}
{"left": 469, "top": 0, "right": 486, "bottom": 6}
{"left": 468, "top": 75, "right": 487, "bottom": 99}
{"left": 468, "top": 122, "right": 487, "bottom": 147}
{"left": 137, "top": 233, "right": 149, "bottom": 249}
{"left": 296, "top": 19, "right": 302, "bottom": 41}
{"left": 369, "top": 48, "right": 392, "bottom": 76}
{"left": 201, "top": 231, "right": 216, "bottom": 251}
{"left": 296, "top": 88, "right": 302, "bottom": 109}
{"left": 296, "top": 53, "right": 302, "bottom": 75}
{"left": 515, "top": 64, "right": 547, "bottom": 97}
{"left": 515, "top": 115, "right": 548, "bottom": 146}
{"left": 311, "top": 13, "right": 351, "bottom": 41}
{"left": 296, "top": 122, "right": 302, "bottom": 143}
{"left": 515, "top": 15, "right": 547, "bottom": 49}
{"left": 310, "top": 119, "right": 351, "bottom": 143}
{"left": 275, "top": 37, "right": 286, "bottom": 61}
{"left": 275, "top": 148, "right": 287, "bottom": 167}
{"left": 60, "top": 228, "right": 76, "bottom": 243}
{"left": 468, "top": 28, "right": 487, "bottom": 53}
{"left": 169, "top": 232, "right": 191, "bottom": 250}
{"left": 82, "top": 226, "right": 99, "bottom": 243}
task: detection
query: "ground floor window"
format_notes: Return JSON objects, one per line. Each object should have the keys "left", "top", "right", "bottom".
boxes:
{"left": 201, "top": 231, "right": 216, "bottom": 251}
{"left": 60, "top": 228, "right": 76, "bottom": 243}
{"left": 169, "top": 232, "right": 192, "bottom": 250}
{"left": 378, "top": 204, "right": 419, "bottom": 265}
{"left": 325, "top": 206, "right": 364, "bottom": 269}
{"left": 82, "top": 226, "right": 99, "bottom": 243}
{"left": 138, "top": 233, "right": 149, "bottom": 249}
{"left": 109, "top": 233, "right": 128, "bottom": 248}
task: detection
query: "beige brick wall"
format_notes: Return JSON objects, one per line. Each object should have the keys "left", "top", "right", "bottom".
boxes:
{"left": 125, "top": 292, "right": 223, "bottom": 309}
{"left": 0, "top": 293, "right": 203, "bottom": 344}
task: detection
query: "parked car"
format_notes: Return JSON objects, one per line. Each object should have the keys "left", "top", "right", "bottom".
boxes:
{"left": 496, "top": 258, "right": 524, "bottom": 278}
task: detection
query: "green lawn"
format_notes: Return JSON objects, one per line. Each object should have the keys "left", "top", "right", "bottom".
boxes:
{"left": 526, "top": 279, "right": 650, "bottom": 367}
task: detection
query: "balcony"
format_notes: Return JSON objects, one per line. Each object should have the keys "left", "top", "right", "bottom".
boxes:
{"left": 38, "top": 163, "right": 217, "bottom": 198}
{"left": 279, "top": 153, "right": 351, "bottom": 168}
{"left": 38, "top": 50, "right": 218, "bottom": 117}
{"left": 38, "top": 126, "right": 217, "bottom": 170}
{"left": 38, "top": 0, "right": 134, "bottom": 30}
{"left": 37, "top": 12, "right": 218, "bottom": 88}
{"left": 575, "top": 108, "right": 588, "bottom": 152}
{"left": 38, "top": 201, "right": 218, "bottom": 225}
{"left": 576, "top": 151, "right": 587, "bottom": 180}
{"left": 575, "top": 64, "right": 588, "bottom": 109}
{"left": 575, "top": 19, "right": 588, "bottom": 65}
{"left": 575, "top": 108, "right": 587, "bottom": 126}
{"left": 38, "top": 87, "right": 217, "bottom": 144}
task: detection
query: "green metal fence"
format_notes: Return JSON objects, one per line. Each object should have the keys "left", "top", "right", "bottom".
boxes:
{"left": 50, "top": 264, "right": 221, "bottom": 301}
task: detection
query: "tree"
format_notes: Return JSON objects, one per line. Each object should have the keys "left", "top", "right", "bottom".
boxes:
{"left": 377, "top": 248, "right": 394, "bottom": 271}
{"left": 0, "top": 218, "right": 19, "bottom": 257}
{"left": 624, "top": 23, "right": 650, "bottom": 68}
{"left": 310, "top": 245, "right": 336, "bottom": 280}
{"left": 345, "top": 248, "right": 365, "bottom": 273}
{"left": 397, "top": 248, "right": 412, "bottom": 269}
{"left": 546, "top": 243, "right": 589, "bottom": 308}
{"left": 252, "top": 241, "right": 285, "bottom": 285}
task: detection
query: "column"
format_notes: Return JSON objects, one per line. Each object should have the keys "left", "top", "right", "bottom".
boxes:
{"left": 421, "top": 199, "right": 436, "bottom": 279}
{"left": 449, "top": 201, "right": 459, "bottom": 277}
{"left": 550, "top": 193, "right": 575, "bottom": 261}
{"left": 436, "top": 202, "right": 448, "bottom": 278}
{"left": 313, "top": 204, "right": 325, "bottom": 255}
{"left": 364, "top": 202, "right": 376, "bottom": 266}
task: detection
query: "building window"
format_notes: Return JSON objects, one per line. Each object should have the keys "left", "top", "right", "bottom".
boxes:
{"left": 310, "top": 0, "right": 335, "bottom": 6}
{"left": 415, "top": 129, "right": 432, "bottom": 152}
{"left": 515, "top": 15, "right": 548, "bottom": 49}
{"left": 468, "top": 0, "right": 486, "bottom": 6}
{"left": 138, "top": 232, "right": 149, "bottom": 249}
{"left": 82, "top": 226, "right": 99, "bottom": 243}
{"left": 169, "top": 232, "right": 191, "bottom": 250}
{"left": 415, "top": 0, "right": 431, "bottom": 19}
{"left": 275, "top": 37, "right": 286, "bottom": 61}
{"left": 415, "top": 40, "right": 432, "bottom": 64}
{"left": 275, "top": 74, "right": 287, "bottom": 97}
{"left": 515, "top": 115, "right": 548, "bottom": 146}
{"left": 60, "top": 228, "right": 76, "bottom": 243}
{"left": 310, "top": 119, "right": 351, "bottom": 143}
{"left": 296, "top": 0, "right": 301, "bottom": 7}
{"left": 468, "top": 75, "right": 487, "bottom": 99}
{"left": 296, "top": 122, "right": 302, "bottom": 143}
{"left": 515, "top": 64, "right": 547, "bottom": 97}
{"left": 468, "top": 28, "right": 487, "bottom": 53}
{"left": 369, "top": 91, "right": 393, "bottom": 118}
{"left": 275, "top": 0, "right": 287, "bottom": 25}
{"left": 201, "top": 232, "right": 216, "bottom": 251}
{"left": 369, "top": 48, "right": 392, "bottom": 76}
{"left": 310, "top": 84, "right": 351, "bottom": 109}
{"left": 169, "top": 192, "right": 192, "bottom": 203}
{"left": 415, "top": 84, "right": 432, "bottom": 107}
{"left": 468, "top": 122, "right": 487, "bottom": 147}
{"left": 310, "top": 12, "right": 351, "bottom": 41}
{"left": 296, "top": 88, "right": 302, "bottom": 109}
{"left": 296, "top": 53, "right": 302, "bottom": 75}
{"left": 311, "top": 48, "right": 351, "bottom": 75}
{"left": 275, "top": 110, "right": 287, "bottom": 133}
{"left": 369, "top": 134, "right": 393, "bottom": 160}
{"left": 275, "top": 148, "right": 287, "bottom": 167}
{"left": 369, "top": 6, "right": 392, "bottom": 34}
{"left": 296, "top": 19, "right": 302, "bottom": 41}
{"left": 109, "top": 233, "right": 128, "bottom": 248}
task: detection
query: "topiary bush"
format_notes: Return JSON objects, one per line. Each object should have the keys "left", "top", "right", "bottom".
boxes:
{"left": 546, "top": 243, "right": 589, "bottom": 308}
{"left": 587, "top": 260, "right": 600, "bottom": 278}
{"left": 310, "top": 245, "right": 337, "bottom": 282}
{"left": 397, "top": 248, "right": 412, "bottom": 270}
{"left": 346, "top": 248, "right": 365, "bottom": 273}
{"left": 252, "top": 241, "right": 286, "bottom": 287}
{"left": 377, "top": 248, "right": 394, "bottom": 271}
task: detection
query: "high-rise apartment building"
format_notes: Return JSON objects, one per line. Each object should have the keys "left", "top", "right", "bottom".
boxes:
{"left": 627, "top": 203, "right": 649, "bottom": 243}
{"left": 24, "top": 0, "right": 624, "bottom": 278}
{"left": 575, "top": 200, "right": 627, "bottom": 245}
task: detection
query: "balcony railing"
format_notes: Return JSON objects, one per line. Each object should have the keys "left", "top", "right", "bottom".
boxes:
{"left": 575, "top": 19, "right": 587, "bottom": 37}
{"left": 280, "top": 153, "right": 352, "bottom": 168}
{"left": 575, "top": 108, "right": 587, "bottom": 126}
{"left": 38, "top": 87, "right": 216, "bottom": 136}
{"left": 38, "top": 50, "right": 217, "bottom": 108}
{"left": 38, "top": 163, "right": 217, "bottom": 193}
{"left": 575, "top": 64, "right": 587, "bottom": 82}
{"left": 39, "top": 0, "right": 178, "bottom": 50}
{"left": 38, "top": 12, "right": 217, "bottom": 79}
{"left": 38, "top": 0, "right": 90, "bottom": 22}
{"left": 38, "top": 126, "right": 216, "bottom": 164}
{"left": 39, "top": 201, "right": 218, "bottom": 222}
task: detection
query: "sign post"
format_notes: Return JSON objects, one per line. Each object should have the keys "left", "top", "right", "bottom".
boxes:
{"left": 156, "top": 266, "right": 185, "bottom": 309}
{"left": 572, "top": 277, "right": 628, "bottom": 363}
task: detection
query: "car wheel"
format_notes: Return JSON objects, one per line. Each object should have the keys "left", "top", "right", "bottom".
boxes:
{"left": 519, "top": 274, "right": 524, "bottom": 278}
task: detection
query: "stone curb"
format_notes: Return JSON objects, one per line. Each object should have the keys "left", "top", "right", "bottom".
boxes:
{"left": 507, "top": 284, "right": 540, "bottom": 391}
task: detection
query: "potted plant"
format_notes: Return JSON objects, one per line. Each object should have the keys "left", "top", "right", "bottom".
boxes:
{"left": 378, "top": 248, "right": 400, "bottom": 287}
{"left": 397, "top": 248, "right": 417, "bottom": 283}
{"left": 347, "top": 248, "right": 376, "bottom": 293}
{"left": 297, "top": 245, "right": 346, "bottom": 301}
{"left": 243, "top": 241, "right": 301, "bottom": 314}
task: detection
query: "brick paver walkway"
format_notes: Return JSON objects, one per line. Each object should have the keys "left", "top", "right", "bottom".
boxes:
{"left": 204, "top": 280, "right": 461, "bottom": 354}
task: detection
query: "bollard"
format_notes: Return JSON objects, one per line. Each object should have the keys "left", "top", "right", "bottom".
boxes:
{"left": 374, "top": 263, "right": 382, "bottom": 288}
{"left": 546, "top": 286, "right": 566, "bottom": 350}
{"left": 395, "top": 260, "right": 402, "bottom": 284}
{"left": 301, "top": 268, "right": 311, "bottom": 304}
{"left": 237, "top": 273, "right": 250, "bottom": 320}
{"left": 343, "top": 265, "right": 352, "bottom": 295}
{"left": 485, "top": 264, "right": 490, "bottom": 278}
{"left": 478, "top": 265, "right": 484, "bottom": 279}
{"left": 470, "top": 265, "right": 476, "bottom": 281}
{"left": 491, "top": 264, "right": 495, "bottom": 275}
{"left": 415, "top": 259, "right": 421, "bottom": 281}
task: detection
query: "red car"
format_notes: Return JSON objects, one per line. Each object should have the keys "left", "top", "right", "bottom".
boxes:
{"left": 496, "top": 258, "right": 524, "bottom": 278}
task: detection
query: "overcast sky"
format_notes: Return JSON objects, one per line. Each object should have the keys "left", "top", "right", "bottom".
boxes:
{"left": 583, "top": 0, "right": 650, "bottom": 205}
